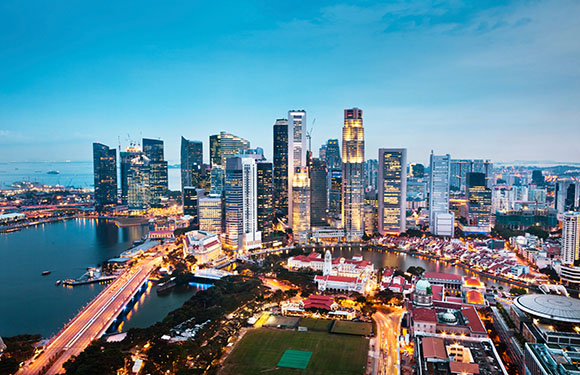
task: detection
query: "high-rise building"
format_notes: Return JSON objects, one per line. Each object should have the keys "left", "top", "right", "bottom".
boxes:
{"left": 257, "top": 161, "right": 274, "bottom": 241}
{"left": 328, "top": 168, "right": 342, "bottom": 218}
{"left": 210, "top": 167, "right": 225, "bottom": 196}
{"left": 450, "top": 159, "right": 472, "bottom": 193}
{"left": 378, "top": 148, "right": 407, "bottom": 235}
{"left": 273, "top": 119, "right": 289, "bottom": 218}
{"left": 127, "top": 152, "right": 151, "bottom": 210}
{"left": 181, "top": 137, "right": 203, "bottom": 190}
{"left": 561, "top": 212, "right": 580, "bottom": 266}
{"left": 183, "top": 187, "right": 205, "bottom": 228}
{"left": 143, "top": 138, "right": 168, "bottom": 203}
{"left": 532, "top": 170, "right": 545, "bottom": 186}
{"left": 342, "top": 108, "right": 365, "bottom": 241}
{"left": 467, "top": 172, "right": 492, "bottom": 231}
{"left": 319, "top": 144, "right": 327, "bottom": 161}
{"left": 199, "top": 194, "right": 223, "bottom": 234}
{"left": 409, "top": 163, "right": 425, "bottom": 178}
{"left": 310, "top": 158, "right": 328, "bottom": 227}
{"left": 365, "top": 159, "right": 379, "bottom": 191}
{"left": 288, "top": 110, "right": 308, "bottom": 230}
{"left": 429, "top": 153, "right": 453, "bottom": 236}
{"left": 292, "top": 168, "right": 311, "bottom": 244}
{"left": 224, "top": 156, "right": 261, "bottom": 251}
{"left": 556, "top": 179, "right": 580, "bottom": 215}
{"left": 119, "top": 145, "right": 141, "bottom": 205}
{"left": 93, "top": 143, "right": 118, "bottom": 210}
{"left": 472, "top": 159, "right": 494, "bottom": 188}
{"left": 324, "top": 139, "right": 341, "bottom": 169}
{"left": 209, "top": 131, "right": 250, "bottom": 168}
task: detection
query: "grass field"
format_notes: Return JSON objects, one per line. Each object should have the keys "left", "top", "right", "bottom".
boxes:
{"left": 220, "top": 328, "right": 369, "bottom": 375}
{"left": 331, "top": 321, "right": 372, "bottom": 336}
{"left": 298, "top": 318, "right": 333, "bottom": 332}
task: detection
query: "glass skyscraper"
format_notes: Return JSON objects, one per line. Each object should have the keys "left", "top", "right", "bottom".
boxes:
{"left": 209, "top": 131, "right": 250, "bottom": 168}
{"left": 273, "top": 119, "right": 289, "bottom": 217}
{"left": 309, "top": 158, "right": 328, "bottom": 227}
{"left": 257, "top": 161, "right": 274, "bottom": 241}
{"left": 181, "top": 136, "right": 203, "bottom": 190}
{"left": 429, "top": 153, "right": 453, "bottom": 236}
{"left": 143, "top": 138, "right": 168, "bottom": 204}
{"left": 378, "top": 148, "right": 407, "bottom": 235}
{"left": 342, "top": 108, "right": 365, "bottom": 240}
{"left": 467, "top": 172, "right": 492, "bottom": 230}
{"left": 92, "top": 143, "right": 118, "bottom": 210}
{"left": 288, "top": 110, "right": 309, "bottom": 240}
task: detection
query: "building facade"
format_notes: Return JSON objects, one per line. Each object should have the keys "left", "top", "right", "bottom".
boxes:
{"left": 310, "top": 158, "right": 328, "bottom": 227}
{"left": 199, "top": 194, "right": 223, "bottom": 234}
{"left": 342, "top": 108, "right": 365, "bottom": 241}
{"left": 209, "top": 131, "right": 250, "bottom": 168}
{"left": 378, "top": 148, "right": 407, "bottom": 235}
{"left": 181, "top": 136, "right": 203, "bottom": 190}
{"left": 93, "top": 143, "right": 118, "bottom": 210}
{"left": 143, "top": 138, "right": 168, "bottom": 204}
{"left": 273, "top": 119, "right": 289, "bottom": 218}
{"left": 288, "top": 110, "right": 308, "bottom": 230}
{"left": 429, "top": 153, "right": 453, "bottom": 236}
{"left": 257, "top": 161, "right": 274, "bottom": 241}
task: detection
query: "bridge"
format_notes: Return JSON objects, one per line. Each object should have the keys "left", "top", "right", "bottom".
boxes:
{"left": 18, "top": 256, "right": 161, "bottom": 375}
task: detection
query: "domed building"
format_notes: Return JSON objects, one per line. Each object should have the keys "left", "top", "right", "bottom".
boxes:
{"left": 413, "top": 279, "right": 433, "bottom": 307}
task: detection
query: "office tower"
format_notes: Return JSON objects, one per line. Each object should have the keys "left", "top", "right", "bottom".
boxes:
{"left": 429, "top": 153, "right": 453, "bottom": 236}
{"left": 257, "top": 161, "right": 274, "bottom": 241}
{"left": 292, "top": 168, "right": 311, "bottom": 244}
{"left": 143, "top": 138, "right": 168, "bottom": 203}
{"left": 532, "top": 170, "right": 545, "bottom": 186}
{"left": 409, "top": 163, "right": 425, "bottom": 178}
{"left": 119, "top": 145, "right": 141, "bottom": 205}
{"left": 556, "top": 179, "right": 580, "bottom": 215}
{"left": 199, "top": 194, "right": 223, "bottom": 234}
{"left": 183, "top": 187, "right": 204, "bottom": 228}
{"left": 324, "top": 139, "right": 341, "bottom": 169}
{"left": 181, "top": 137, "right": 203, "bottom": 190}
{"left": 225, "top": 156, "right": 261, "bottom": 251}
{"left": 288, "top": 110, "right": 308, "bottom": 230}
{"left": 93, "top": 143, "right": 118, "bottom": 210}
{"left": 472, "top": 159, "right": 494, "bottom": 188}
{"left": 561, "top": 212, "right": 580, "bottom": 265}
{"left": 209, "top": 131, "right": 250, "bottom": 168}
{"left": 450, "top": 159, "right": 472, "bottom": 193}
{"left": 273, "top": 119, "right": 289, "bottom": 217}
{"left": 319, "top": 144, "right": 327, "bottom": 161}
{"left": 310, "top": 158, "right": 328, "bottom": 227}
{"left": 328, "top": 168, "right": 342, "bottom": 218}
{"left": 467, "top": 172, "right": 492, "bottom": 230}
{"left": 127, "top": 152, "right": 151, "bottom": 210}
{"left": 210, "top": 167, "right": 225, "bottom": 196}
{"left": 365, "top": 159, "right": 379, "bottom": 191}
{"left": 378, "top": 148, "right": 407, "bottom": 235}
{"left": 342, "top": 108, "right": 365, "bottom": 241}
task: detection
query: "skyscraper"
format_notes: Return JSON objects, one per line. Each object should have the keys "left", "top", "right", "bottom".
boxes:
{"left": 257, "top": 161, "right": 274, "bottom": 241}
{"left": 210, "top": 167, "right": 225, "bottom": 196}
{"left": 127, "top": 152, "right": 151, "bottom": 210}
{"left": 183, "top": 187, "right": 203, "bottom": 228}
{"left": 328, "top": 169, "right": 342, "bottom": 218}
{"left": 310, "top": 158, "right": 328, "bottom": 227}
{"left": 199, "top": 194, "right": 223, "bottom": 234}
{"left": 472, "top": 159, "right": 494, "bottom": 188}
{"left": 143, "top": 138, "right": 168, "bottom": 203}
{"left": 342, "top": 108, "right": 365, "bottom": 241}
{"left": 225, "top": 156, "right": 261, "bottom": 251}
{"left": 450, "top": 159, "right": 472, "bottom": 193}
{"left": 273, "top": 119, "right": 289, "bottom": 217}
{"left": 561, "top": 212, "right": 580, "bottom": 266}
{"left": 324, "top": 139, "right": 341, "bottom": 169}
{"left": 555, "top": 179, "right": 580, "bottom": 215}
{"left": 288, "top": 110, "right": 308, "bottom": 231}
{"left": 467, "top": 172, "right": 492, "bottom": 231}
{"left": 429, "top": 153, "right": 453, "bottom": 236}
{"left": 378, "top": 148, "right": 407, "bottom": 235}
{"left": 119, "top": 144, "right": 141, "bottom": 205}
{"left": 209, "top": 131, "right": 250, "bottom": 168}
{"left": 292, "top": 168, "right": 311, "bottom": 244}
{"left": 181, "top": 137, "right": 203, "bottom": 190}
{"left": 92, "top": 143, "right": 117, "bottom": 210}
{"left": 365, "top": 159, "right": 379, "bottom": 191}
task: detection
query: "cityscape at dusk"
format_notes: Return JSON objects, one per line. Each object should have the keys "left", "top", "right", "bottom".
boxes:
{"left": 1, "top": 1, "right": 580, "bottom": 375}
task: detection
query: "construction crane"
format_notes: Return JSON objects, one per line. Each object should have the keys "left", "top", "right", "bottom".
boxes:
{"left": 306, "top": 118, "right": 316, "bottom": 152}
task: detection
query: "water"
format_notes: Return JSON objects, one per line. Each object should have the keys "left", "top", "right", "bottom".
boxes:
{"left": 0, "top": 161, "right": 181, "bottom": 191}
{"left": 0, "top": 219, "right": 194, "bottom": 338}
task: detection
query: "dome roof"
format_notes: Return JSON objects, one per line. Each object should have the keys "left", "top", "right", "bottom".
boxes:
{"left": 441, "top": 312, "right": 457, "bottom": 323}
{"left": 416, "top": 279, "right": 431, "bottom": 292}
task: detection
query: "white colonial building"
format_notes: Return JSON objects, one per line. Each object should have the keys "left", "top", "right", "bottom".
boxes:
{"left": 183, "top": 230, "right": 222, "bottom": 264}
{"left": 287, "top": 250, "right": 374, "bottom": 278}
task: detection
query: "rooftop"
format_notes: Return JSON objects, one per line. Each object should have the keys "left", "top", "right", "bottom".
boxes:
{"left": 514, "top": 294, "right": 580, "bottom": 324}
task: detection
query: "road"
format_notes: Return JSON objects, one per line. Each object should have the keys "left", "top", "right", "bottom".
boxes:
{"left": 18, "top": 256, "right": 161, "bottom": 375}
{"left": 373, "top": 308, "right": 403, "bottom": 375}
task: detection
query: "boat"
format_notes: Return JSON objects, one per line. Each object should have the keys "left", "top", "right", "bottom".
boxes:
{"left": 55, "top": 280, "right": 61, "bottom": 285}
{"left": 46, "top": 170, "right": 60, "bottom": 175}
{"left": 42, "top": 271, "right": 51, "bottom": 276}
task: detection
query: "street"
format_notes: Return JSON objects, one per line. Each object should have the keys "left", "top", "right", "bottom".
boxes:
{"left": 373, "top": 308, "right": 403, "bottom": 375}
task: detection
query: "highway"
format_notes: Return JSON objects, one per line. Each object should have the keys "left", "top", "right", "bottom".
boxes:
{"left": 18, "top": 256, "right": 161, "bottom": 375}
{"left": 373, "top": 308, "right": 403, "bottom": 375}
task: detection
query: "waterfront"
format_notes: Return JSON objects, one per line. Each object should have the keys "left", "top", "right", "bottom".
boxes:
{"left": 0, "top": 219, "right": 194, "bottom": 338}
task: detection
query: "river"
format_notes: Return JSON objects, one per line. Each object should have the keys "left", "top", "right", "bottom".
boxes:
{"left": 0, "top": 219, "right": 195, "bottom": 338}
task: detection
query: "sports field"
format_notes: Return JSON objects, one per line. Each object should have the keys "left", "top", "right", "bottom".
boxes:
{"left": 331, "top": 320, "right": 372, "bottom": 336}
{"left": 298, "top": 318, "right": 333, "bottom": 332}
{"left": 220, "top": 328, "right": 369, "bottom": 375}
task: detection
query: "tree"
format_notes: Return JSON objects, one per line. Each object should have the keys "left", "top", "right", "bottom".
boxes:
{"left": 510, "top": 287, "right": 527, "bottom": 296}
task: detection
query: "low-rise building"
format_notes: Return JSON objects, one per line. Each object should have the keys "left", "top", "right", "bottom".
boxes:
{"left": 182, "top": 230, "right": 222, "bottom": 264}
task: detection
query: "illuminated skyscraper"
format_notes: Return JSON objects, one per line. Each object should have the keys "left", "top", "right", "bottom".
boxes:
{"left": 119, "top": 145, "right": 141, "bottom": 205}
{"left": 429, "top": 153, "right": 453, "bottom": 236}
{"left": 273, "top": 119, "right": 289, "bottom": 217}
{"left": 328, "top": 168, "right": 342, "bottom": 218}
{"left": 324, "top": 139, "right": 341, "bottom": 169}
{"left": 292, "top": 168, "right": 311, "bottom": 244}
{"left": 467, "top": 172, "right": 492, "bottom": 231}
{"left": 183, "top": 187, "right": 205, "bottom": 228}
{"left": 342, "top": 108, "right": 365, "bottom": 241}
{"left": 257, "top": 161, "right": 274, "bottom": 241}
{"left": 92, "top": 143, "right": 117, "bottom": 210}
{"left": 288, "top": 110, "right": 308, "bottom": 231}
{"left": 181, "top": 137, "right": 203, "bottom": 189}
{"left": 143, "top": 138, "right": 168, "bottom": 204}
{"left": 209, "top": 131, "right": 250, "bottom": 168}
{"left": 365, "top": 159, "right": 378, "bottom": 191}
{"left": 199, "top": 194, "right": 223, "bottom": 234}
{"left": 561, "top": 212, "right": 580, "bottom": 265}
{"left": 127, "top": 152, "right": 151, "bottom": 210}
{"left": 378, "top": 148, "right": 407, "bottom": 235}
{"left": 310, "top": 158, "right": 328, "bottom": 227}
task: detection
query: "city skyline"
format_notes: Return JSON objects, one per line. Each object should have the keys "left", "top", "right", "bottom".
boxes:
{"left": 1, "top": 1, "right": 580, "bottom": 163}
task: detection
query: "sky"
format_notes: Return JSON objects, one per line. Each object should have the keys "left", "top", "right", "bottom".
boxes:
{"left": 0, "top": 0, "right": 579, "bottom": 165}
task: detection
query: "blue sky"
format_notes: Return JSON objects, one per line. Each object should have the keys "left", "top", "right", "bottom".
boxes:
{"left": 0, "top": 0, "right": 579, "bottom": 164}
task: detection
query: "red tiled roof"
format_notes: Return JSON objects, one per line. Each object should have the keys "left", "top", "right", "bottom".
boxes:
{"left": 461, "top": 306, "right": 486, "bottom": 334}
{"left": 413, "top": 307, "right": 438, "bottom": 323}
{"left": 315, "top": 275, "right": 358, "bottom": 283}
{"left": 424, "top": 272, "right": 463, "bottom": 281}
{"left": 431, "top": 284, "right": 444, "bottom": 301}
{"left": 450, "top": 361, "right": 480, "bottom": 374}
{"left": 303, "top": 295, "right": 334, "bottom": 310}
{"left": 466, "top": 290, "right": 485, "bottom": 305}
{"left": 421, "top": 337, "right": 447, "bottom": 360}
